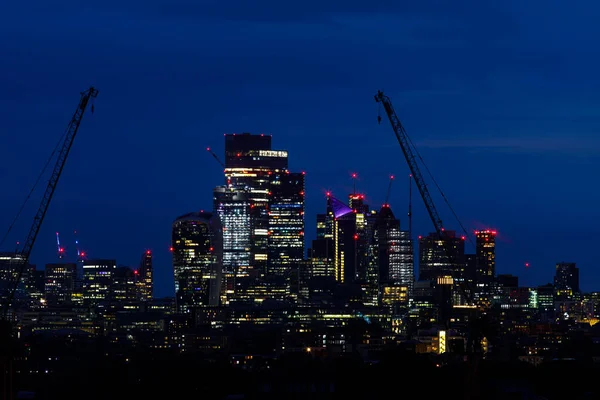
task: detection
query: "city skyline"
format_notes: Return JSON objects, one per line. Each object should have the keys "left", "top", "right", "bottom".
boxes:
{"left": 3, "top": 1, "right": 600, "bottom": 297}
{"left": 0, "top": 129, "right": 590, "bottom": 298}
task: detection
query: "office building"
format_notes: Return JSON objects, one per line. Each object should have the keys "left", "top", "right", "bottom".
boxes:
{"left": 82, "top": 259, "right": 116, "bottom": 307}
{"left": 216, "top": 133, "right": 305, "bottom": 302}
{"left": 44, "top": 262, "right": 77, "bottom": 306}
{"left": 223, "top": 133, "right": 287, "bottom": 282}
{"left": 172, "top": 211, "right": 222, "bottom": 312}
{"left": 267, "top": 172, "right": 305, "bottom": 298}
{"left": 213, "top": 186, "right": 251, "bottom": 303}
{"left": 554, "top": 262, "right": 579, "bottom": 301}
{"left": 330, "top": 194, "right": 355, "bottom": 284}
{"left": 418, "top": 230, "right": 465, "bottom": 282}
{"left": 112, "top": 266, "right": 138, "bottom": 302}
{"left": 137, "top": 250, "right": 153, "bottom": 301}
{"left": 374, "top": 205, "right": 414, "bottom": 296}
{"left": 475, "top": 229, "right": 496, "bottom": 282}
{"left": 0, "top": 252, "right": 33, "bottom": 306}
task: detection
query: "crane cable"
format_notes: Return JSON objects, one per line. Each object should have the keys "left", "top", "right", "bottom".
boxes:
{"left": 404, "top": 133, "right": 475, "bottom": 248}
{"left": 0, "top": 130, "right": 68, "bottom": 250}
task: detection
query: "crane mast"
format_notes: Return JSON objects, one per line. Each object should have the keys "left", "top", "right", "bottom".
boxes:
{"left": 374, "top": 91, "right": 444, "bottom": 234}
{"left": 3, "top": 86, "right": 98, "bottom": 317}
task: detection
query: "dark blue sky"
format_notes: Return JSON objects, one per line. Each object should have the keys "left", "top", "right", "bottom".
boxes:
{"left": 2, "top": 1, "right": 600, "bottom": 297}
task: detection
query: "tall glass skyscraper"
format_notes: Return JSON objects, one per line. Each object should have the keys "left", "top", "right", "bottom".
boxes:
{"left": 214, "top": 133, "right": 305, "bottom": 303}
{"left": 213, "top": 187, "right": 251, "bottom": 304}
{"left": 267, "top": 172, "right": 305, "bottom": 298}
{"left": 374, "top": 205, "right": 414, "bottom": 297}
{"left": 171, "top": 211, "right": 222, "bottom": 312}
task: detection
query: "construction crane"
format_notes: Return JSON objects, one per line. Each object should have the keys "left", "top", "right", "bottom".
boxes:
{"left": 374, "top": 89, "right": 480, "bottom": 304}
{"left": 74, "top": 229, "right": 87, "bottom": 262}
{"left": 383, "top": 175, "right": 394, "bottom": 206}
{"left": 408, "top": 174, "right": 413, "bottom": 239}
{"left": 2, "top": 86, "right": 98, "bottom": 319}
{"left": 375, "top": 91, "right": 444, "bottom": 232}
{"left": 375, "top": 90, "right": 487, "bottom": 399}
{"left": 374, "top": 90, "right": 471, "bottom": 292}
{"left": 206, "top": 147, "right": 225, "bottom": 168}
{"left": 56, "top": 231, "right": 64, "bottom": 259}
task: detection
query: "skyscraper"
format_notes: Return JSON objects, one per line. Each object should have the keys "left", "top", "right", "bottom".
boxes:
{"left": 137, "top": 250, "right": 153, "bottom": 301}
{"left": 418, "top": 231, "right": 465, "bottom": 283}
{"left": 215, "top": 133, "right": 304, "bottom": 302}
{"left": 172, "top": 211, "right": 222, "bottom": 312}
{"left": 374, "top": 205, "right": 414, "bottom": 296}
{"left": 82, "top": 259, "right": 116, "bottom": 307}
{"left": 554, "top": 262, "right": 579, "bottom": 301}
{"left": 474, "top": 229, "right": 496, "bottom": 305}
{"left": 213, "top": 187, "right": 251, "bottom": 303}
{"left": 0, "top": 252, "right": 32, "bottom": 305}
{"left": 223, "top": 134, "right": 282, "bottom": 284}
{"left": 330, "top": 195, "right": 354, "bottom": 284}
{"left": 475, "top": 229, "right": 496, "bottom": 282}
{"left": 44, "top": 262, "right": 77, "bottom": 306}
{"left": 267, "top": 172, "right": 305, "bottom": 298}
{"left": 111, "top": 266, "right": 138, "bottom": 302}
{"left": 326, "top": 192, "right": 383, "bottom": 305}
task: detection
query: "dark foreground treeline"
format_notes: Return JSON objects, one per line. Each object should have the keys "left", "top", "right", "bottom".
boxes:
{"left": 4, "top": 335, "right": 599, "bottom": 400}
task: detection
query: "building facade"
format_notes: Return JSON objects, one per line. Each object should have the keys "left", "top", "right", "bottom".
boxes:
{"left": 44, "top": 263, "right": 77, "bottom": 306}
{"left": 82, "top": 259, "right": 116, "bottom": 307}
{"left": 214, "top": 133, "right": 305, "bottom": 303}
{"left": 137, "top": 250, "right": 153, "bottom": 301}
{"left": 172, "top": 211, "right": 222, "bottom": 312}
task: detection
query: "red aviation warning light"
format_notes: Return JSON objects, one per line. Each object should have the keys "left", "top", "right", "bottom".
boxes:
{"left": 525, "top": 262, "right": 530, "bottom": 269}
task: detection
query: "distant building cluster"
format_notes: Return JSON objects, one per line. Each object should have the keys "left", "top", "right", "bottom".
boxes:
{"left": 0, "top": 133, "right": 598, "bottom": 367}
{"left": 173, "top": 133, "right": 416, "bottom": 310}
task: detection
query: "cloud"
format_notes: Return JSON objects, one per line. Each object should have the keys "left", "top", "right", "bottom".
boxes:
{"left": 9, "top": 0, "right": 507, "bottom": 23}
{"left": 415, "top": 135, "right": 600, "bottom": 155}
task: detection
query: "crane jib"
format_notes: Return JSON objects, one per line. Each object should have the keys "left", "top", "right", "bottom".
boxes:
{"left": 374, "top": 90, "right": 474, "bottom": 307}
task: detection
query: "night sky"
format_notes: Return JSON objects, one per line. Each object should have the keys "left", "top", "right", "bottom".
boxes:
{"left": 2, "top": 1, "right": 600, "bottom": 297}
